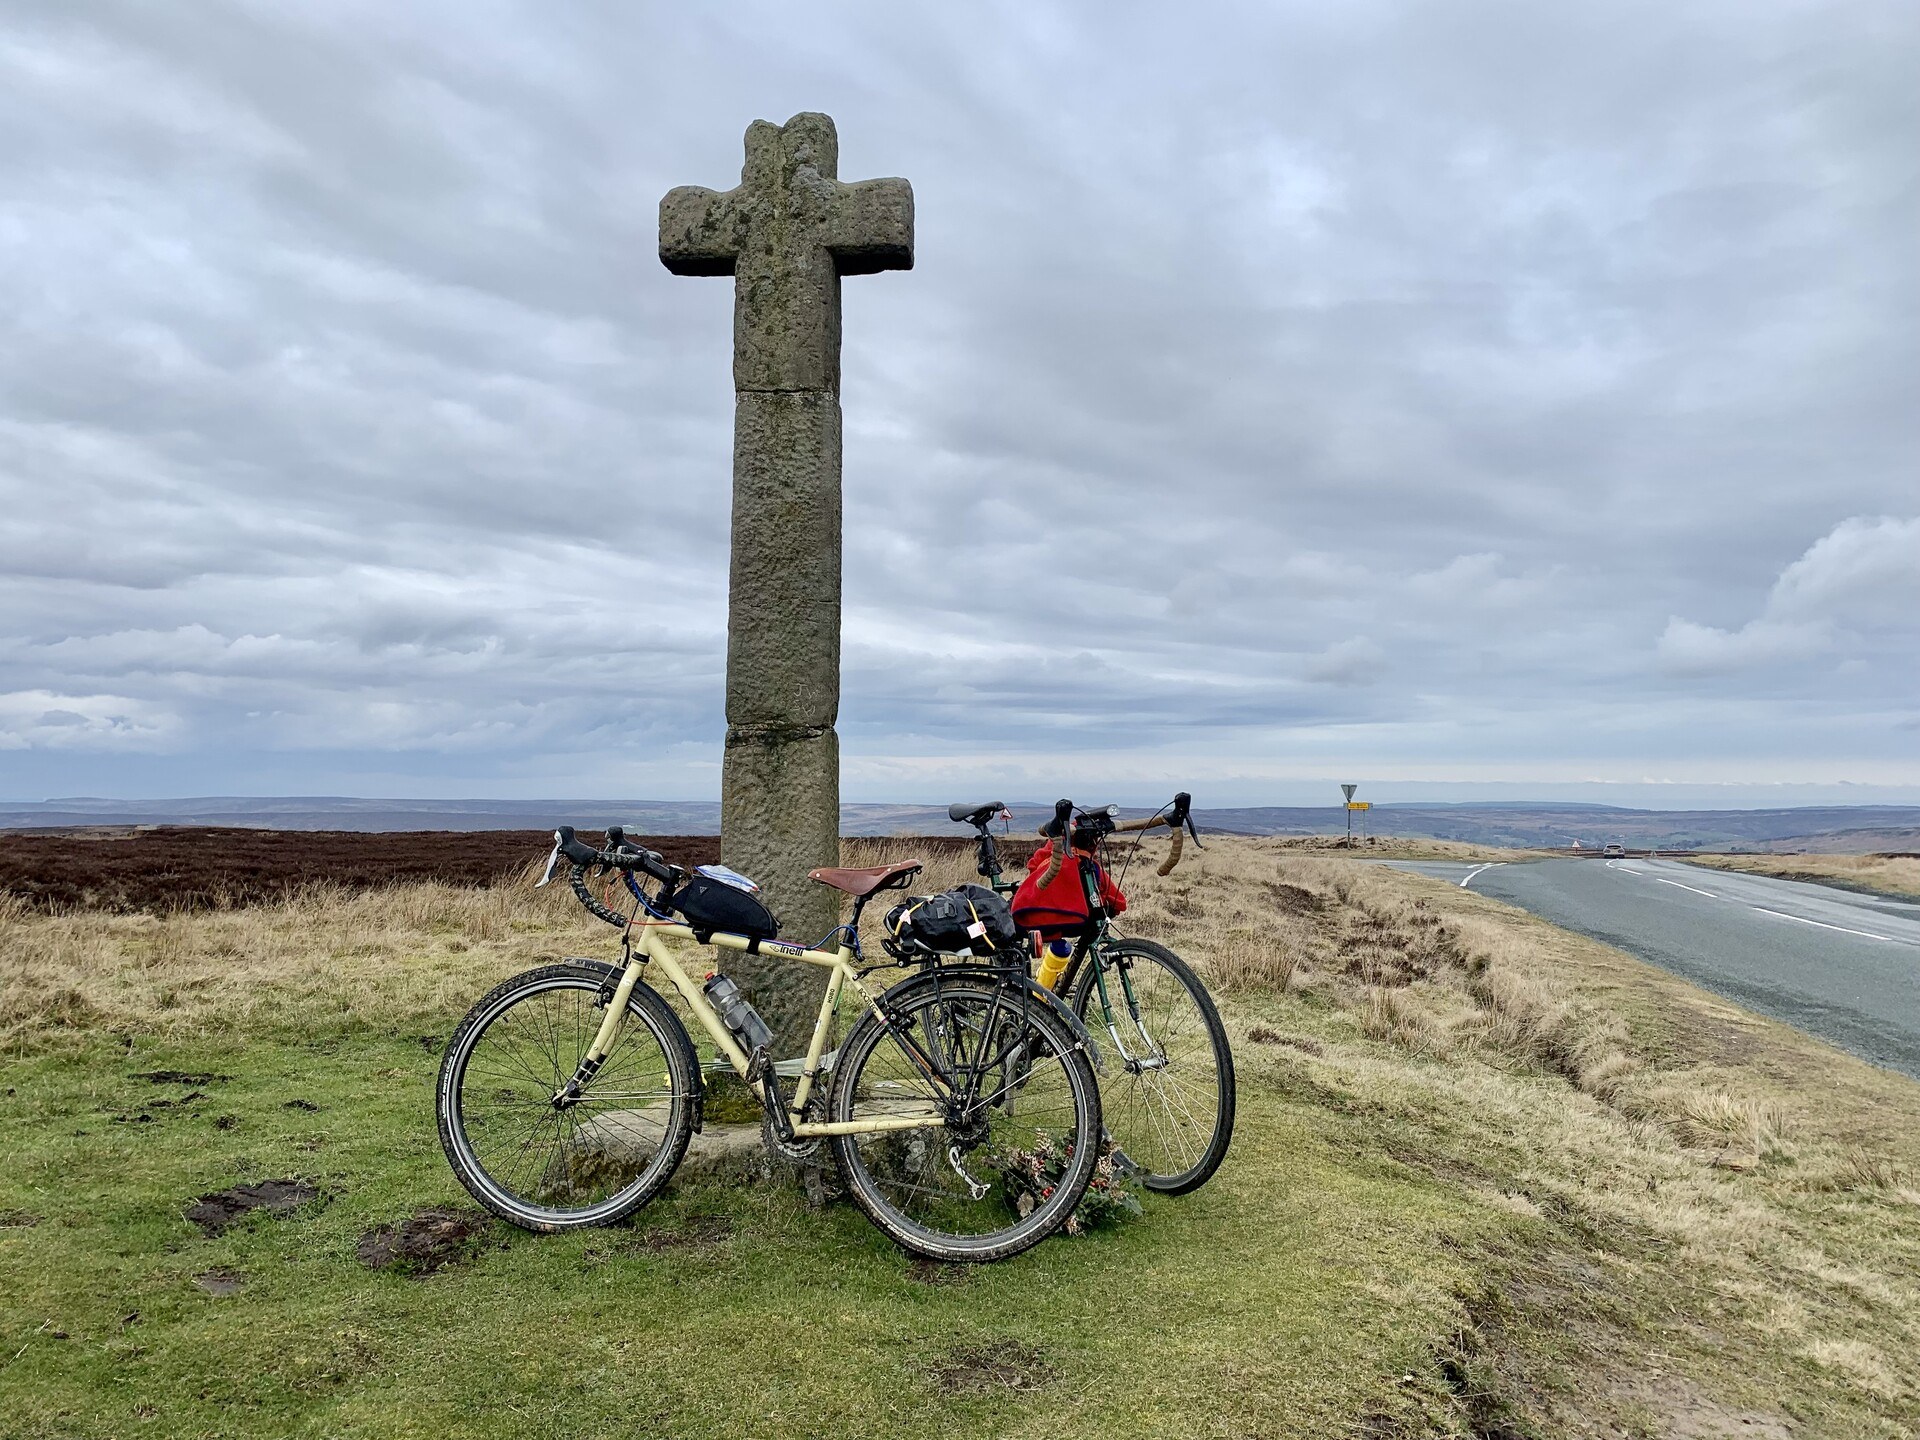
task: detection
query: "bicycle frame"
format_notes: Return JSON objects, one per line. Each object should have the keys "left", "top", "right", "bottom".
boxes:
{"left": 973, "top": 820, "right": 1170, "bottom": 1074}
{"left": 579, "top": 921, "right": 944, "bottom": 1139}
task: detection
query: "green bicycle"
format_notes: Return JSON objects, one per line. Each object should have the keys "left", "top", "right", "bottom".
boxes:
{"left": 950, "top": 793, "right": 1236, "bottom": 1195}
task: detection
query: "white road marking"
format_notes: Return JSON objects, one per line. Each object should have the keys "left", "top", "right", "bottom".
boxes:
{"left": 1461, "top": 862, "right": 1505, "bottom": 888}
{"left": 1749, "top": 907, "right": 1908, "bottom": 945}
{"left": 1653, "top": 877, "right": 1718, "bottom": 899}
{"left": 1610, "top": 860, "right": 1918, "bottom": 946}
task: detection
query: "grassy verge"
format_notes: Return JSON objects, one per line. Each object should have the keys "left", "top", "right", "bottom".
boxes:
{"left": 2, "top": 840, "right": 1916, "bottom": 1437}
{"left": 1681, "top": 852, "right": 1920, "bottom": 902}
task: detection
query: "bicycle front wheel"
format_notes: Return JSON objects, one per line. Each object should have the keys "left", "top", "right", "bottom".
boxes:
{"left": 1072, "top": 938, "right": 1235, "bottom": 1194}
{"left": 830, "top": 970, "right": 1102, "bottom": 1263}
{"left": 437, "top": 963, "right": 698, "bottom": 1231}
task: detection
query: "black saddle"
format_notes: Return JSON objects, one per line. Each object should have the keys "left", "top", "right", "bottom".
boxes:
{"left": 948, "top": 801, "right": 1004, "bottom": 826}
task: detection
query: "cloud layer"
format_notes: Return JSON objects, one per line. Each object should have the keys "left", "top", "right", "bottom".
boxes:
{"left": 1, "top": 1, "right": 1915, "bottom": 803}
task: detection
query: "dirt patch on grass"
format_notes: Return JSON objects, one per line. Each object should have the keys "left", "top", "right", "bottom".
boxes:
{"left": 906, "top": 1257, "right": 973, "bottom": 1287}
{"left": 183, "top": 1179, "right": 317, "bottom": 1235}
{"left": 115, "top": 1088, "right": 210, "bottom": 1124}
{"left": 0, "top": 1209, "right": 41, "bottom": 1228}
{"left": 1246, "top": 1025, "right": 1324, "bottom": 1054}
{"left": 635, "top": 1213, "right": 734, "bottom": 1252}
{"left": 1265, "top": 881, "right": 1327, "bottom": 916}
{"left": 131, "top": 1069, "right": 229, "bottom": 1085}
{"left": 929, "top": 1339, "right": 1055, "bottom": 1395}
{"left": 355, "top": 1207, "right": 490, "bottom": 1275}
{"left": 192, "top": 1269, "right": 245, "bottom": 1297}
{"left": 1612, "top": 1376, "right": 1793, "bottom": 1438}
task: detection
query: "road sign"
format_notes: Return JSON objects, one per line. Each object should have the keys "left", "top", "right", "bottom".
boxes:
{"left": 1346, "top": 801, "right": 1371, "bottom": 811}
{"left": 1341, "top": 784, "right": 1357, "bottom": 802}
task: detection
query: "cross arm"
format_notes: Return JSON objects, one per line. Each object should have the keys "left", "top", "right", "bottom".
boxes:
{"left": 825, "top": 177, "right": 914, "bottom": 276}
{"left": 660, "top": 185, "right": 742, "bottom": 277}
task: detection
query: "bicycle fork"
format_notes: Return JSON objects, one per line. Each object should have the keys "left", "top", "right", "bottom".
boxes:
{"left": 552, "top": 951, "right": 649, "bottom": 1108}
{"left": 1091, "top": 953, "right": 1170, "bottom": 1075}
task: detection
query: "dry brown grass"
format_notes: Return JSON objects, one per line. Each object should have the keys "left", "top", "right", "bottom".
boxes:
{"left": 1250, "top": 835, "right": 1545, "bottom": 861}
{"left": 1683, "top": 851, "right": 1920, "bottom": 901}
{"left": 1182, "top": 840, "right": 1920, "bottom": 1436}
{"left": 0, "top": 861, "right": 610, "bottom": 1052}
{"left": 838, "top": 835, "right": 980, "bottom": 897}
{"left": 1072, "top": 838, "right": 1920, "bottom": 1429}
{"left": 0, "top": 840, "right": 992, "bottom": 1053}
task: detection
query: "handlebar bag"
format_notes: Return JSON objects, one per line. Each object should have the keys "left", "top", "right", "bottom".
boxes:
{"left": 672, "top": 871, "right": 781, "bottom": 940}
{"left": 1009, "top": 842, "right": 1127, "bottom": 938}
{"left": 884, "top": 884, "right": 1020, "bottom": 958}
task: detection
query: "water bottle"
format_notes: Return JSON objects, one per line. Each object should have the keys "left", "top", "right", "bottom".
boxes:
{"left": 702, "top": 973, "right": 774, "bottom": 1054}
{"left": 1036, "top": 937, "right": 1074, "bottom": 993}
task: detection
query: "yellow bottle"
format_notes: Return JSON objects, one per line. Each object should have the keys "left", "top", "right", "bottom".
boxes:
{"left": 1035, "top": 937, "right": 1074, "bottom": 992}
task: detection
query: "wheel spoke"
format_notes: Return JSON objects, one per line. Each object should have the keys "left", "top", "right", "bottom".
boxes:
{"left": 444, "top": 973, "right": 692, "bottom": 1225}
{"left": 1077, "top": 944, "right": 1232, "bottom": 1190}
{"left": 836, "top": 975, "right": 1100, "bottom": 1255}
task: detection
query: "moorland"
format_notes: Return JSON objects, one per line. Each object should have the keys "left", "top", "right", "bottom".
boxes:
{"left": 2, "top": 833, "right": 1916, "bottom": 1438}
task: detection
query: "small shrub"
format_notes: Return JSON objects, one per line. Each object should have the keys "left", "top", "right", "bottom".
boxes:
{"left": 1202, "top": 928, "right": 1303, "bottom": 993}
{"left": 993, "top": 1133, "right": 1142, "bottom": 1236}
{"left": 1360, "top": 987, "right": 1451, "bottom": 1058}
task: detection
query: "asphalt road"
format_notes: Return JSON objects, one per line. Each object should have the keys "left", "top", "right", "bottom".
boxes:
{"left": 1384, "top": 857, "right": 1920, "bottom": 1079}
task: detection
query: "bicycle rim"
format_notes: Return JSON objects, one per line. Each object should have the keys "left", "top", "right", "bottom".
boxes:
{"left": 1075, "top": 939, "right": 1234, "bottom": 1194}
{"left": 833, "top": 974, "right": 1100, "bottom": 1260}
{"left": 443, "top": 972, "right": 690, "bottom": 1227}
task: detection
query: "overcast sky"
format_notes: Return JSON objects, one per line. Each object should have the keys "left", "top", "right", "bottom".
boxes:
{"left": 1, "top": 0, "right": 1915, "bottom": 807}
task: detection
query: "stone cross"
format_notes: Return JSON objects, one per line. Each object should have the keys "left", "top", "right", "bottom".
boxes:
{"left": 660, "top": 112, "right": 913, "bottom": 1049}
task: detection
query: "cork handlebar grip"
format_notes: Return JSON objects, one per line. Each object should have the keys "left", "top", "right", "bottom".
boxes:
{"left": 1157, "top": 824, "right": 1185, "bottom": 876}
{"left": 1037, "top": 798, "right": 1074, "bottom": 886}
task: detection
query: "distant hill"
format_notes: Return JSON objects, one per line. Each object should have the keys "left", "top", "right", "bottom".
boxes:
{"left": 5, "top": 796, "right": 1918, "bottom": 853}
{"left": 1185, "top": 804, "right": 1920, "bottom": 853}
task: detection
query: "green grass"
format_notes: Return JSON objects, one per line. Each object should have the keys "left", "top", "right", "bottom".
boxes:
{"left": 5, "top": 844, "right": 1918, "bottom": 1437}
{"left": 1, "top": 1027, "right": 1508, "bottom": 1439}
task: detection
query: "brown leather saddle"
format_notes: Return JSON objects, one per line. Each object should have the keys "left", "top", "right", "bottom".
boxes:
{"left": 807, "top": 860, "right": 923, "bottom": 897}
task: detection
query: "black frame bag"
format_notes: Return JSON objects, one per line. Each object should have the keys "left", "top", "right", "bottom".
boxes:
{"left": 672, "top": 872, "right": 781, "bottom": 941}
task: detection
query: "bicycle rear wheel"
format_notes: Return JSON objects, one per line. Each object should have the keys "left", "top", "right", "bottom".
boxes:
{"left": 437, "top": 963, "right": 698, "bottom": 1231}
{"left": 830, "top": 970, "right": 1101, "bottom": 1263}
{"left": 1072, "top": 938, "right": 1234, "bottom": 1194}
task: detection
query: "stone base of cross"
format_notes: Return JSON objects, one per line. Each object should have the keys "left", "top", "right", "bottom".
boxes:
{"left": 661, "top": 113, "right": 913, "bottom": 1052}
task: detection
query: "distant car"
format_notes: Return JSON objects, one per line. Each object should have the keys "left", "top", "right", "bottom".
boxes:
{"left": 1603, "top": 842, "right": 1626, "bottom": 858}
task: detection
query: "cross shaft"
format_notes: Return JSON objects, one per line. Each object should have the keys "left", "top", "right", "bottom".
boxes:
{"left": 660, "top": 113, "right": 912, "bottom": 1049}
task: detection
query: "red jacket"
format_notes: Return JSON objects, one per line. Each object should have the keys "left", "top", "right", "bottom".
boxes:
{"left": 1010, "top": 842, "right": 1126, "bottom": 936}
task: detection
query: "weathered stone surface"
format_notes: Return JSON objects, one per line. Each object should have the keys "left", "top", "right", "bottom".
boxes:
{"left": 662, "top": 113, "right": 911, "bottom": 1050}
{"left": 727, "top": 391, "right": 841, "bottom": 727}
{"left": 660, "top": 113, "right": 913, "bottom": 394}
{"left": 723, "top": 727, "right": 841, "bottom": 1034}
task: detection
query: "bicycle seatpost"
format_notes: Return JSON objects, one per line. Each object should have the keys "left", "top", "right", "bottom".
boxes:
{"left": 974, "top": 814, "right": 1002, "bottom": 882}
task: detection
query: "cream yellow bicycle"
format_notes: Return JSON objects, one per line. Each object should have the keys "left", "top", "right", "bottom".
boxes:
{"left": 435, "top": 826, "right": 1103, "bottom": 1262}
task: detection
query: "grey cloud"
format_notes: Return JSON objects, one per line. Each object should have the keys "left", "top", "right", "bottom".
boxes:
{"left": 1, "top": 1, "right": 1916, "bottom": 801}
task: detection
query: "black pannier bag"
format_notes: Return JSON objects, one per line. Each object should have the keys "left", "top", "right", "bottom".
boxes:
{"left": 883, "top": 884, "right": 1021, "bottom": 960}
{"left": 672, "top": 866, "right": 781, "bottom": 941}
